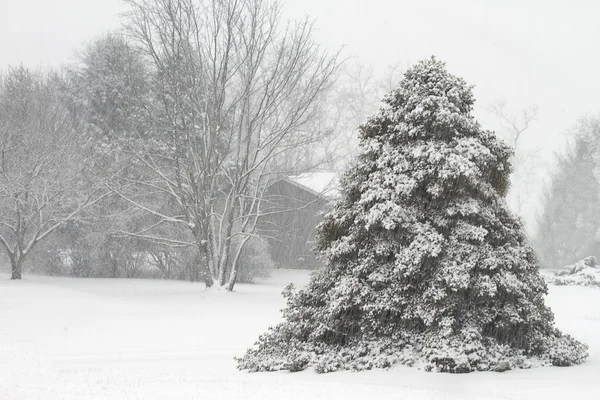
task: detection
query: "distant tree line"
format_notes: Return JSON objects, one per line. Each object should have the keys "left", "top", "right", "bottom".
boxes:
{"left": 535, "top": 115, "right": 600, "bottom": 268}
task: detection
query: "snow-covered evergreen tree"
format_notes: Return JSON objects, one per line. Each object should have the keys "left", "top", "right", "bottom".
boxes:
{"left": 237, "top": 58, "right": 588, "bottom": 373}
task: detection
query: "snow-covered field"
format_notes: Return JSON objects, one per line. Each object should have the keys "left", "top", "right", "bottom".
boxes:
{"left": 1, "top": 270, "right": 599, "bottom": 400}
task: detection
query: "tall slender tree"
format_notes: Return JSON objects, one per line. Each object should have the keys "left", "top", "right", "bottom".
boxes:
{"left": 488, "top": 99, "right": 540, "bottom": 219}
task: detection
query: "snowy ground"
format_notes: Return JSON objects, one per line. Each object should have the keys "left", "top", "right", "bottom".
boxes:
{"left": 1, "top": 270, "right": 599, "bottom": 400}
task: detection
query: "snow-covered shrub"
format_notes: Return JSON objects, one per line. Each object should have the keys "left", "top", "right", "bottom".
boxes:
{"left": 235, "top": 237, "right": 273, "bottom": 283}
{"left": 30, "top": 223, "right": 165, "bottom": 279}
{"left": 558, "top": 256, "right": 597, "bottom": 275}
{"left": 237, "top": 58, "right": 588, "bottom": 374}
{"left": 547, "top": 256, "right": 600, "bottom": 288}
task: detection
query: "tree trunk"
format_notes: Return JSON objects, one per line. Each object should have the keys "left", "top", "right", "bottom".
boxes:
{"left": 204, "top": 266, "right": 214, "bottom": 287}
{"left": 226, "top": 236, "right": 251, "bottom": 291}
{"left": 226, "top": 268, "right": 237, "bottom": 292}
{"left": 11, "top": 258, "right": 22, "bottom": 280}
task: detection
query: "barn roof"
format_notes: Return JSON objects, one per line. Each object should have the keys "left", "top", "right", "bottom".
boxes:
{"left": 288, "top": 172, "right": 340, "bottom": 199}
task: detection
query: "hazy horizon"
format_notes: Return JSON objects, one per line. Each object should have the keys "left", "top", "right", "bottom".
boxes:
{"left": 2, "top": 0, "right": 598, "bottom": 230}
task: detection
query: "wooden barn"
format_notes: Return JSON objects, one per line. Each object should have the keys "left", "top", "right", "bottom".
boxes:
{"left": 258, "top": 172, "right": 339, "bottom": 269}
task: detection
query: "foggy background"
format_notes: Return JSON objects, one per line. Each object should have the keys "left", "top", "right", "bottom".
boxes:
{"left": 2, "top": 0, "right": 598, "bottom": 233}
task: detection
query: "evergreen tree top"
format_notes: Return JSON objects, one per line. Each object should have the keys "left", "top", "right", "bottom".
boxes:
{"left": 363, "top": 57, "right": 476, "bottom": 142}
{"left": 355, "top": 57, "right": 513, "bottom": 209}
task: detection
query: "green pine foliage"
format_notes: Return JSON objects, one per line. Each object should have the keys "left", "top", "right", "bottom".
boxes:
{"left": 237, "top": 58, "right": 588, "bottom": 373}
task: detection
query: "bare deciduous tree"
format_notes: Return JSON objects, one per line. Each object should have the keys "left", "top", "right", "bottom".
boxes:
{"left": 0, "top": 67, "right": 108, "bottom": 279}
{"left": 112, "top": 0, "right": 340, "bottom": 290}
{"left": 488, "top": 99, "right": 541, "bottom": 216}
{"left": 322, "top": 59, "right": 405, "bottom": 170}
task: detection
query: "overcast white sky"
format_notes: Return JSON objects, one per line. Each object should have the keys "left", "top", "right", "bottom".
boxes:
{"left": 1, "top": 0, "right": 599, "bottom": 228}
